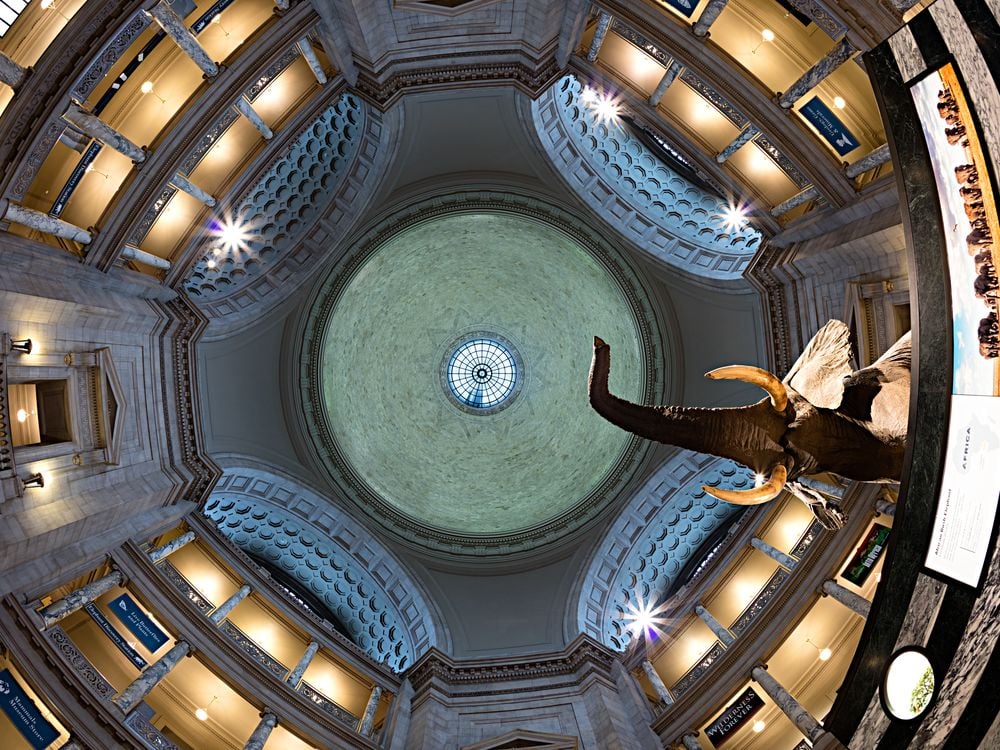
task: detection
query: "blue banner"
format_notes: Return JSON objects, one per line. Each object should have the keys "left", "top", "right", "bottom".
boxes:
{"left": 0, "top": 668, "right": 60, "bottom": 750}
{"left": 660, "top": 0, "right": 697, "bottom": 17}
{"left": 800, "top": 96, "right": 861, "bottom": 156}
{"left": 109, "top": 594, "right": 169, "bottom": 653}
{"left": 85, "top": 603, "right": 148, "bottom": 669}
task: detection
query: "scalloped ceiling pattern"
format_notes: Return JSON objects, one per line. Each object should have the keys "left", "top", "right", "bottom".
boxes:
{"left": 184, "top": 94, "right": 364, "bottom": 300}
{"left": 532, "top": 75, "right": 762, "bottom": 280}
{"left": 577, "top": 453, "right": 751, "bottom": 651}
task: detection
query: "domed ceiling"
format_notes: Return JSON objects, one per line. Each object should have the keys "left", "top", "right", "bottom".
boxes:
{"left": 302, "top": 200, "right": 663, "bottom": 551}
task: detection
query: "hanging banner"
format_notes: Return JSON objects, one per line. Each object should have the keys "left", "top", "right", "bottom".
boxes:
{"left": 85, "top": 603, "right": 147, "bottom": 669}
{"left": 108, "top": 594, "right": 169, "bottom": 653}
{"left": 658, "top": 0, "right": 697, "bottom": 18}
{"left": 843, "top": 523, "right": 891, "bottom": 586}
{"left": 0, "top": 668, "right": 61, "bottom": 750}
{"left": 799, "top": 96, "right": 860, "bottom": 156}
{"left": 705, "top": 686, "right": 765, "bottom": 747}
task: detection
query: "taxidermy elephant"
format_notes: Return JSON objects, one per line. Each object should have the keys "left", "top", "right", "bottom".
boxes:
{"left": 589, "top": 320, "right": 911, "bottom": 530}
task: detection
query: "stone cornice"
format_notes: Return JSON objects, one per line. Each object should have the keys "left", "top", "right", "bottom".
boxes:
{"left": 744, "top": 240, "right": 798, "bottom": 374}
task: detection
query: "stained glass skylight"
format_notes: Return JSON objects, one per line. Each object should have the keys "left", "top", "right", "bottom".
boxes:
{"left": 444, "top": 336, "right": 521, "bottom": 413}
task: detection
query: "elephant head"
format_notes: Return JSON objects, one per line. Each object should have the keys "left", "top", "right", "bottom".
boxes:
{"left": 589, "top": 320, "right": 910, "bottom": 523}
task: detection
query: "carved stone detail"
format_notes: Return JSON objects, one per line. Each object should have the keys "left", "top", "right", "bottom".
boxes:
{"left": 670, "top": 640, "right": 725, "bottom": 698}
{"left": 47, "top": 626, "right": 116, "bottom": 700}
{"left": 297, "top": 681, "right": 358, "bottom": 729}
{"left": 219, "top": 620, "right": 288, "bottom": 679}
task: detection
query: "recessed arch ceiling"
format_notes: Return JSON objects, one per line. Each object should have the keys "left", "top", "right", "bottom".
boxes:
{"left": 301, "top": 194, "right": 666, "bottom": 552}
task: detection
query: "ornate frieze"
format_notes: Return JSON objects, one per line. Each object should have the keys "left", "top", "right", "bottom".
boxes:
{"left": 671, "top": 640, "right": 725, "bottom": 698}
{"left": 610, "top": 19, "right": 670, "bottom": 65}
{"left": 70, "top": 10, "right": 152, "bottom": 104}
{"left": 127, "top": 187, "right": 178, "bottom": 247}
{"left": 177, "top": 109, "right": 240, "bottom": 177}
{"left": 244, "top": 48, "right": 300, "bottom": 102}
{"left": 46, "top": 626, "right": 116, "bottom": 700}
{"left": 729, "top": 568, "right": 790, "bottom": 636}
{"left": 679, "top": 70, "right": 748, "bottom": 128}
{"left": 158, "top": 561, "right": 214, "bottom": 614}
{"left": 124, "top": 710, "right": 179, "bottom": 750}
{"left": 791, "top": 520, "right": 825, "bottom": 559}
{"left": 219, "top": 620, "right": 289, "bottom": 679}
{"left": 297, "top": 681, "right": 358, "bottom": 729}
{"left": 755, "top": 135, "right": 810, "bottom": 189}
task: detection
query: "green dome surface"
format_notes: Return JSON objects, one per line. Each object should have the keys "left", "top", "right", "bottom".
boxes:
{"left": 319, "top": 211, "right": 646, "bottom": 535}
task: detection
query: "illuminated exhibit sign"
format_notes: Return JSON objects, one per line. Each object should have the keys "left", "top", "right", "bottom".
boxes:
{"left": 911, "top": 64, "right": 1000, "bottom": 589}
{"left": 705, "top": 686, "right": 765, "bottom": 747}
{"left": 799, "top": 96, "right": 860, "bottom": 156}
{"left": 0, "top": 668, "right": 60, "bottom": 750}
{"left": 844, "top": 524, "right": 891, "bottom": 586}
{"left": 658, "top": 0, "right": 697, "bottom": 18}
{"left": 109, "top": 594, "right": 170, "bottom": 653}
{"left": 85, "top": 603, "right": 148, "bottom": 669}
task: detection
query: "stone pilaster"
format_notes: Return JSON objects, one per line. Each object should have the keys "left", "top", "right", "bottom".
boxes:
{"left": 38, "top": 570, "right": 123, "bottom": 627}
{"left": 586, "top": 12, "right": 612, "bottom": 62}
{"left": 148, "top": 531, "right": 196, "bottom": 563}
{"left": 1, "top": 200, "right": 92, "bottom": 245}
{"left": 641, "top": 659, "right": 673, "bottom": 706}
{"left": 750, "top": 537, "right": 797, "bottom": 570}
{"left": 779, "top": 38, "right": 857, "bottom": 109}
{"left": 694, "top": 604, "right": 735, "bottom": 646}
{"left": 243, "top": 712, "right": 277, "bottom": 750}
{"left": 209, "top": 584, "right": 251, "bottom": 625}
{"left": 114, "top": 641, "right": 191, "bottom": 713}
{"left": 822, "top": 579, "right": 870, "bottom": 618}
{"left": 120, "top": 245, "right": 170, "bottom": 270}
{"left": 170, "top": 173, "right": 216, "bottom": 207}
{"left": 234, "top": 96, "right": 273, "bottom": 140}
{"left": 751, "top": 665, "right": 826, "bottom": 743}
{"left": 296, "top": 36, "right": 327, "bottom": 84}
{"left": 770, "top": 186, "right": 820, "bottom": 217}
{"left": 648, "top": 61, "right": 683, "bottom": 106}
{"left": 359, "top": 685, "right": 383, "bottom": 737}
{"left": 147, "top": 1, "right": 219, "bottom": 78}
{"left": 693, "top": 0, "right": 730, "bottom": 37}
{"left": 61, "top": 104, "right": 146, "bottom": 163}
{"left": 844, "top": 144, "right": 891, "bottom": 178}
{"left": 286, "top": 641, "right": 319, "bottom": 687}
{"left": 0, "top": 52, "right": 27, "bottom": 89}
{"left": 717, "top": 124, "right": 759, "bottom": 163}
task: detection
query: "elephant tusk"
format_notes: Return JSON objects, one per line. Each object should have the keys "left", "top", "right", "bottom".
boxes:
{"left": 702, "top": 465, "right": 788, "bottom": 506}
{"left": 705, "top": 365, "right": 788, "bottom": 413}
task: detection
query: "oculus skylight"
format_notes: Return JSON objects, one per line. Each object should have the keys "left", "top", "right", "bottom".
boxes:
{"left": 442, "top": 334, "right": 522, "bottom": 414}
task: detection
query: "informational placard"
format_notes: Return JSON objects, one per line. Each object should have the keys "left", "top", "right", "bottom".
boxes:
{"left": 843, "top": 523, "right": 891, "bottom": 586}
{"left": 911, "top": 64, "right": 1000, "bottom": 589}
{"left": 0, "top": 668, "right": 60, "bottom": 750}
{"left": 658, "top": 0, "right": 697, "bottom": 19}
{"left": 108, "top": 594, "right": 169, "bottom": 653}
{"left": 799, "top": 96, "right": 860, "bottom": 156}
{"left": 85, "top": 603, "right": 147, "bottom": 669}
{"left": 705, "top": 686, "right": 765, "bottom": 747}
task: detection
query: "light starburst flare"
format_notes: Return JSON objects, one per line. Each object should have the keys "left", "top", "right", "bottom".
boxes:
{"left": 623, "top": 592, "right": 673, "bottom": 642}
{"left": 720, "top": 201, "right": 750, "bottom": 232}
{"left": 581, "top": 85, "right": 622, "bottom": 125}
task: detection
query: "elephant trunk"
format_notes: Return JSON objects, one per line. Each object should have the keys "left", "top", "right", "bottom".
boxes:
{"left": 589, "top": 338, "right": 787, "bottom": 473}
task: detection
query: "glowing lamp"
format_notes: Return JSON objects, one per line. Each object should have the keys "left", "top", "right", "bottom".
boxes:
{"left": 16, "top": 409, "right": 28, "bottom": 423}
{"left": 752, "top": 720, "right": 766, "bottom": 733}
{"left": 833, "top": 96, "right": 847, "bottom": 109}
{"left": 10, "top": 338, "right": 32, "bottom": 354}
{"left": 22, "top": 472, "right": 45, "bottom": 489}
{"left": 195, "top": 695, "right": 218, "bottom": 721}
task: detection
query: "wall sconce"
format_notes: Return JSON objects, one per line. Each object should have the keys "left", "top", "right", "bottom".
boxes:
{"left": 10, "top": 338, "right": 33, "bottom": 354}
{"left": 40, "top": 0, "right": 70, "bottom": 21}
{"left": 752, "top": 719, "right": 766, "bottom": 733}
{"left": 22, "top": 472, "right": 45, "bottom": 489}
{"left": 85, "top": 163, "right": 109, "bottom": 179}
{"left": 751, "top": 28, "right": 776, "bottom": 55}
{"left": 806, "top": 637, "right": 833, "bottom": 661}
{"left": 140, "top": 81, "right": 167, "bottom": 104}
{"left": 195, "top": 695, "right": 218, "bottom": 721}
{"left": 211, "top": 13, "right": 231, "bottom": 36}
{"left": 833, "top": 96, "right": 847, "bottom": 110}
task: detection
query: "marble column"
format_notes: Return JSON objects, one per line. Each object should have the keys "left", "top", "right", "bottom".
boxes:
{"left": 681, "top": 733, "right": 701, "bottom": 750}
{"left": 822, "top": 579, "right": 870, "bottom": 618}
{"left": 296, "top": 36, "right": 327, "bottom": 84}
{"left": 751, "top": 665, "right": 826, "bottom": 743}
{"left": 209, "top": 585, "right": 251, "bottom": 625}
{"left": 170, "top": 173, "right": 216, "bottom": 207}
{"left": 648, "top": 61, "right": 683, "bottom": 106}
{"left": 586, "top": 12, "right": 612, "bottom": 62}
{"left": 694, "top": 604, "right": 735, "bottom": 646}
{"left": 641, "top": 659, "right": 673, "bottom": 706}
{"left": 38, "top": 570, "right": 123, "bottom": 627}
{"left": 891, "top": 0, "right": 920, "bottom": 10}
{"left": 845, "top": 144, "right": 891, "bottom": 178}
{"left": 59, "top": 738, "right": 83, "bottom": 750}
{"left": 234, "top": 96, "right": 273, "bottom": 140}
{"left": 779, "top": 38, "right": 857, "bottom": 109}
{"left": 148, "top": 531, "right": 196, "bottom": 563}
{"left": 275, "top": 0, "right": 290, "bottom": 9}
{"left": 243, "top": 712, "right": 277, "bottom": 750}
{"left": 114, "top": 641, "right": 190, "bottom": 713}
{"left": 1, "top": 200, "right": 92, "bottom": 244}
{"left": 875, "top": 496, "right": 896, "bottom": 518}
{"left": 692, "top": 0, "right": 730, "bottom": 37}
{"left": 147, "top": 1, "right": 219, "bottom": 78}
{"left": 750, "top": 537, "right": 797, "bottom": 570}
{"left": 286, "top": 641, "right": 319, "bottom": 687}
{"left": 770, "top": 185, "right": 820, "bottom": 217}
{"left": 120, "top": 245, "right": 171, "bottom": 270}
{"left": 358, "top": 685, "right": 382, "bottom": 737}
{"left": 61, "top": 104, "right": 146, "bottom": 163}
{"left": 0, "top": 52, "right": 27, "bottom": 90}
{"left": 717, "top": 123, "right": 759, "bottom": 163}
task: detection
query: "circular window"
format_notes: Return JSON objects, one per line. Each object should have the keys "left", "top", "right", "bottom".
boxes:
{"left": 442, "top": 334, "right": 523, "bottom": 414}
{"left": 880, "top": 647, "right": 937, "bottom": 721}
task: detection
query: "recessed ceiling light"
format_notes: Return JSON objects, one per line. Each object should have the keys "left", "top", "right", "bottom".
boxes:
{"left": 752, "top": 720, "right": 766, "bottom": 733}
{"left": 833, "top": 96, "right": 847, "bottom": 109}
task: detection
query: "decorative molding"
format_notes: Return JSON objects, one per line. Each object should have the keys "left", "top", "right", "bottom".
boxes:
{"left": 127, "top": 186, "right": 179, "bottom": 247}
{"left": 791, "top": 520, "right": 825, "bottom": 559}
{"left": 158, "top": 561, "right": 214, "bottom": 614}
{"left": 219, "top": 620, "right": 289, "bottom": 679}
{"left": 70, "top": 10, "right": 152, "bottom": 105}
{"left": 679, "top": 70, "right": 748, "bottom": 129}
{"left": 244, "top": 47, "right": 300, "bottom": 102}
{"left": 297, "top": 681, "right": 358, "bottom": 729}
{"left": 729, "top": 568, "right": 790, "bottom": 636}
{"left": 755, "top": 135, "right": 810, "bottom": 189}
{"left": 177, "top": 110, "right": 241, "bottom": 177}
{"left": 744, "top": 242, "right": 795, "bottom": 374}
{"left": 610, "top": 19, "right": 670, "bottom": 65}
{"left": 670, "top": 640, "right": 725, "bottom": 698}
{"left": 784, "top": 0, "right": 848, "bottom": 40}
{"left": 299, "top": 191, "right": 663, "bottom": 554}
{"left": 46, "top": 626, "right": 116, "bottom": 700}
{"left": 124, "top": 710, "right": 179, "bottom": 750}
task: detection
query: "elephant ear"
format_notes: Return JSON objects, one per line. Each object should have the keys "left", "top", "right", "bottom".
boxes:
{"left": 782, "top": 319, "right": 853, "bottom": 409}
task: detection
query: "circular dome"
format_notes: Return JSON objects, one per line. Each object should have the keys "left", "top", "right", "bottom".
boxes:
{"left": 442, "top": 333, "right": 523, "bottom": 414}
{"left": 303, "top": 197, "right": 661, "bottom": 552}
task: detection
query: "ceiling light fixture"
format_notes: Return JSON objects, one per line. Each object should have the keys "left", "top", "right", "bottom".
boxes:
{"left": 39, "top": 0, "right": 70, "bottom": 21}
{"left": 720, "top": 202, "right": 750, "bottom": 232}
{"left": 21, "top": 472, "right": 45, "bottom": 489}
{"left": 752, "top": 28, "right": 776, "bottom": 55}
{"left": 211, "top": 13, "right": 231, "bottom": 37}
{"left": 9, "top": 338, "right": 32, "bottom": 354}
{"left": 806, "top": 637, "right": 833, "bottom": 661}
{"left": 833, "top": 96, "right": 847, "bottom": 109}
{"left": 85, "top": 163, "right": 109, "bottom": 179}
{"left": 752, "top": 719, "right": 766, "bottom": 733}
{"left": 195, "top": 695, "right": 218, "bottom": 721}
{"left": 140, "top": 80, "right": 167, "bottom": 104}
{"left": 580, "top": 85, "right": 621, "bottom": 126}
{"left": 623, "top": 592, "right": 672, "bottom": 642}
{"left": 211, "top": 215, "right": 253, "bottom": 255}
